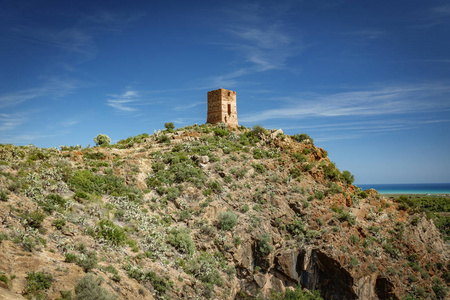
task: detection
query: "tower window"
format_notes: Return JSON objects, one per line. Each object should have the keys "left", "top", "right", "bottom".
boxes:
{"left": 228, "top": 92, "right": 231, "bottom": 96}
{"left": 228, "top": 104, "right": 231, "bottom": 115}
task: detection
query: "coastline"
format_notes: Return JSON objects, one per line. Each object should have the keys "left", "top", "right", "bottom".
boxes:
{"left": 356, "top": 183, "right": 450, "bottom": 196}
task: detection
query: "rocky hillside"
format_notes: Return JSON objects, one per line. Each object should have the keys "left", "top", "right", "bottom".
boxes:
{"left": 0, "top": 123, "right": 448, "bottom": 300}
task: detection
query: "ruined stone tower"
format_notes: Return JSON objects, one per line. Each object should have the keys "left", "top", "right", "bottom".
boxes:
{"left": 206, "top": 88, "right": 238, "bottom": 127}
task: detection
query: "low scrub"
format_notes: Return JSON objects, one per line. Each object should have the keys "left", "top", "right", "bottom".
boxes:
{"left": 217, "top": 211, "right": 238, "bottom": 231}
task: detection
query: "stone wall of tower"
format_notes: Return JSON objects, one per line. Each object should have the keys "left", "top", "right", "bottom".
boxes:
{"left": 206, "top": 88, "right": 238, "bottom": 127}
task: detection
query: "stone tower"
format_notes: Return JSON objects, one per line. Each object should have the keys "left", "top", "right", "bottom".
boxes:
{"left": 206, "top": 88, "right": 238, "bottom": 127}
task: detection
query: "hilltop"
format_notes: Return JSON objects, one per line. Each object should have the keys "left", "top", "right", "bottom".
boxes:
{"left": 0, "top": 123, "right": 448, "bottom": 300}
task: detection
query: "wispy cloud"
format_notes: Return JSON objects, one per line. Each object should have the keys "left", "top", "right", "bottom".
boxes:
{"left": 106, "top": 90, "right": 141, "bottom": 112}
{"left": 9, "top": 10, "right": 144, "bottom": 65}
{"left": 0, "top": 78, "right": 78, "bottom": 109}
{"left": 0, "top": 113, "right": 26, "bottom": 132}
{"left": 205, "top": 2, "right": 302, "bottom": 87}
{"left": 240, "top": 83, "right": 450, "bottom": 123}
{"left": 174, "top": 101, "right": 205, "bottom": 111}
{"left": 431, "top": 4, "right": 450, "bottom": 17}
{"left": 342, "top": 29, "right": 385, "bottom": 40}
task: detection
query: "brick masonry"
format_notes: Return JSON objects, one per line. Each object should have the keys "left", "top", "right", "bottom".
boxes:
{"left": 206, "top": 88, "right": 238, "bottom": 127}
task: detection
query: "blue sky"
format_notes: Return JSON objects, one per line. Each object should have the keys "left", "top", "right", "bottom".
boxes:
{"left": 1, "top": 0, "right": 450, "bottom": 184}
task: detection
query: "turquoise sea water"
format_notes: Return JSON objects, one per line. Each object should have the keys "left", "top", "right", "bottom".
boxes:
{"left": 357, "top": 183, "right": 450, "bottom": 195}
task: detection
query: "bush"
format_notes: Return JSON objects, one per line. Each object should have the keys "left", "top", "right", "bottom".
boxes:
{"left": 52, "top": 219, "right": 66, "bottom": 230}
{"left": 76, "top": 251, "right": 98, "bottom": 272}
{"left": 218, "top": 211, "right": 238, "bottom": 231}
{"left": 341, "top": 170, "right": 355, "bottom": 185}
{"left": 42, "top": 194, "right": 67, "bottom": 213}
{"left": 65, "top": 253, "right": 78, "bottom": 263}
{"left": 75, "top": 274, "right": 116, "bottom": 300}
{"left": 125, "top": 266, "right": 173, "bottom": 296}
{"left": 252, "top": 163, "right": 266, "bottom": 174}
{"left": 252, "top": 124, "right": 267, "bottom": 136}
{"left": 257, "top": 233, "right": 273, "bottom": 256}
{"left": 24, "top": 271, "right": 53, "bottom": 299}
{"left": 96, "top": 219, "right": 127, "bottom": 246}
{"left": 93, "top": 134, "right": 111, "bottom": 147}
{"left": 23, "top": 210, "right": 46, "bottom": 229}
{"left": 432, "top": 277, "right": 448, "bottom": 299}
{"left": 0, "top": 190, "right": 8, "bottom": 202}
{"left": 315, "top": 190, "right": 325, "bottom": 200}
{"left": 167, "top": 227, "right": 196, "bottom": 255}
{"left": 164, "top": 122, "right": 175, "bottom": 131}
{"left": 184, "top": 252, "right": 223, "bottom": 286}
{"left": 270, "top": 285, "right": 323, "bottom": 299}
{"left": 291, "top": 133, "right": 313, "bottom": 143}
{"left": 68, "top": 170, "right": 141, "bottom": 199}
{"left": 0, "top": 274, "right": 8, "bottom": 286}
{"left": 287, "top": 218, "right": 305, "bottom": 236}
{"left": 157, "top": 134, "right": 170, "bottom": 144}
{"left": 337, "top": 211, "right": 356, "bottom": 226}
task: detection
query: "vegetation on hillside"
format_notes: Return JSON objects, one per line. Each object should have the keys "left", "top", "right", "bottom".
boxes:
{"left": 0, "top": 123, "right": 448, "bottom": 300}
{"left": 392, "top": 195, "right": 450, "bottom": 241}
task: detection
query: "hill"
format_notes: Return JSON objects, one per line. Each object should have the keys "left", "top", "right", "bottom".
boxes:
{"left": 0, "top": 123, "right": 448, "bottom": 300}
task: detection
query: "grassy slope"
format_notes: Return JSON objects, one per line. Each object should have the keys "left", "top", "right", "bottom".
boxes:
{"left": 0, "top": 123, "right": 448, "bottom": 300}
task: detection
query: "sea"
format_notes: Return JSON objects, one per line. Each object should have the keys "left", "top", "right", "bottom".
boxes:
{"left": 356, "top": 183, "right": 450, "bottom": 195}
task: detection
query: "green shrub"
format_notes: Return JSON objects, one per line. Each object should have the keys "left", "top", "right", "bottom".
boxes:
{"left": 270, "top": 285, "right": 323, "bottom": 300}
{"left": 291, "top": 133, "right": 313, "bottom": 143}
{"left": 315, "top": 190, "right": 324, "bottom": 200}
{"left": 252, "top": 163, "right": 266, "bottom": 174}
{"left": 0, "top": 273, "right": 8, "bottom": 285}
{"left": 287, "top": 218, "right": 305, "bottom": 236}
{"left": 96, "top": 219, "right": 126, "bottom": 246}
{"left": 208, "top": 180, "right": 222, "bottom": 193}
{"left": 152, "top": 162, "right": 165, "bottom": 172}
{"left": 292, "top": 152, "right": 308, "bottom": 162}
{"left": 349, "top": 235, "right": 359, "bottom": 245}
{"left": 184, "top": 252, "right": 223, "bottom": 287}
{"left": 349, "top": 256, "right": 359, "bottom": 268}
{"left": 125, "top": 266, "right": 173, "bottom": 296}
{"left": 157, "top": 134, "right": 170, "bottom": 144}
{"left": 24, "top": 271, "right": 53, "bottom": 299}
{"left": 290, "top": 167, "right": 302, "bottom": 178}
{"left": 23, "top": 210, "right": 46, "bottom": 229}
{"left": 252, "top": 125, "right": 267, "bottom": 136}
{"left": 65, "top": 253, "right": 78, "bottom": 263}
{"left": 218, "top": 211, "right": 238, "bottom": 231}
{"left": 337, "top": 211, "right": 356, "bottom": 226}
{"left": 432, "top": 277, "right": 448, "bottom": 299}
{"left": 241, "top": 204, "right": 250, "bottom": 213}
{"left": 213, "top": 127, "right": 228, "bottom": 137}
{"left": 326, "top": 182, "right": 342, "bottom": 194}
{"left": 83, "top": 151, "right": 106, "bottom": 160}
{"left": 76, "top": 251, "right": 98, "bottom": 272}
{"left": 0, "top": 190, "right": 8, "bottom": 202}
{"left": 52, "top": 219, "right": 66, "bottom": 230}
{"left": 43, "top": 194, "right": 67, "bottom": 212}
{"left": 93, "top": 134, "right": 111, "bottom": 147}
{"left": 341, "top": 170, "right": 355, "bottom": 185}
{"left": 75, "top": 274, "right": 116, "bottom": 300}
{"left": 68, "top": 170, "right": 140, "bottom": 199}
{"left": 167, "top": 227, "right": 196, "bottom": 255}
{"left": 257, "top": 233, "right": 273, "bottom": 256}
{"left": 164, "top": 122, "right": 175, "bottom": 131}
{"left": 321, "top": 162, "right": 341, "bottom": 181}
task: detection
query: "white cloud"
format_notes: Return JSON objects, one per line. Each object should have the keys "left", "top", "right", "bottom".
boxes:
{"left": 106, "top": 90, "right": 141, "bottom": 112}
{"left": 240, "top": 83, "right": 450, "bottom": 123}
{"left": 174, "top": 101, "right": 205, "bottom": 111}
{"left": 0, "top": 113, "right": 26, "bottom": 132}
{"left": 206, "top": 2, "right": 302, "bottom": 87}
{"left": 0, "top": 78, "right": 78, "bottom": 109}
